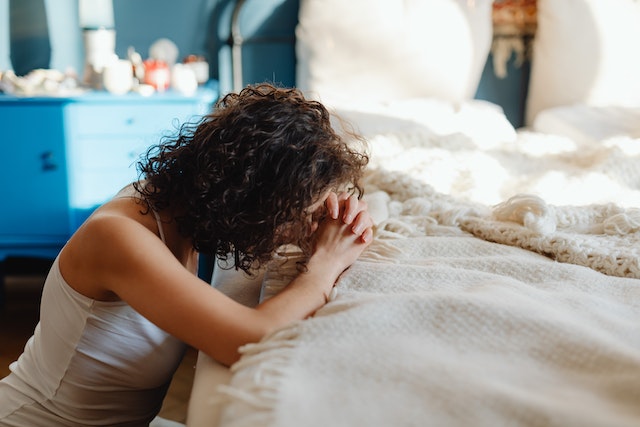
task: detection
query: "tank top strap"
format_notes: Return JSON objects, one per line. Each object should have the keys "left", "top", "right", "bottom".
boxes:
{"left": 151, "top": 209, "right": 167, "bottom": 244}
{"left": 115, "top": 183, "right": 167, "bottom": 244}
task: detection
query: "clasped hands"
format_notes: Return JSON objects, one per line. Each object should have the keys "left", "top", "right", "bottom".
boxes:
{"left": 307, "top": 192, "right": 374, "bottom": 274}
{"left": 324, "top": 192, "right": 374, "bottom": 244}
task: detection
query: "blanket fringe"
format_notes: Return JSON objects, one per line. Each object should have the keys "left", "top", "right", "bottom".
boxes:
{"left": 492, "top": 194, "right": 640, "bottom": 237}
{"left": 214, "top": 325, "right": 301, "bottom": 426}
{"left": 604, "top": 209, "right": 640, "bottom": 235}
{"left": 234, "top": 326, "right": 301, "bottom": 365}
{"left": 493, "top": 194, "right": 557, "bottom": 234}
{"left": 358, "top": 238, "right": 403, "bottom": 263}
{"left": 215, "top": 385, "right": 276, "bottom": 410}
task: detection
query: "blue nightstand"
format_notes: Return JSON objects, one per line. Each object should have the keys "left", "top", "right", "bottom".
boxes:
{"left": 0, "top": 85, "right": 218, "bottom": 304}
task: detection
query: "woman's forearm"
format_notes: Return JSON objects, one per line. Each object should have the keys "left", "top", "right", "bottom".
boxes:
{"left": 255, "top": 254, "right": 342, "bottom": 326}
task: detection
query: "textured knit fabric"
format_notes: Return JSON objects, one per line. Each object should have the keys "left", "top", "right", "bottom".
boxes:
{"left": 213, "top": 168, "right": 640, "bottom": 427}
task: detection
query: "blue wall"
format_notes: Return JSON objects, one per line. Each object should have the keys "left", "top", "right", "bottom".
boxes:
{"left": 0, "top": 0, "right": 219, "bottom": 77}
{"left": 112, "top": 0, "right": 214, "bottom": 64}
{"left": 475, "top": 53, "right": 531, "bottom": 128}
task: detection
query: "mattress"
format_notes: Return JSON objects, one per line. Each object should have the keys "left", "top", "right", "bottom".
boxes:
{"left": 186, "top": 261, "right": 265, "bottom": 426}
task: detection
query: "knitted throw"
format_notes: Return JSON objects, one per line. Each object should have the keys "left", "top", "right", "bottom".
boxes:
{"left": 213, "top": 165, "right": 640, "bottom": 427}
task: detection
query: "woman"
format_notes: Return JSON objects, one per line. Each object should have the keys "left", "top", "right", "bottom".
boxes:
{"left": 0, "top": 84, "right": 373, "bottom": 426}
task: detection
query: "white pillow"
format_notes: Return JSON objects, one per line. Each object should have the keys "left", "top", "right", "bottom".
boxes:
{"left": 296, "top": 0, "right": 493, "bottom": 106}
{"left": 331, "top": 98, "right": 517, "bottom": 149}
{"left": 526, "top": 0, "right": 640, "bottom": 125}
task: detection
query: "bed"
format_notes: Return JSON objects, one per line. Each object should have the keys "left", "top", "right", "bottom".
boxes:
{"left": 187, "top": 1, "right": 640, "bottom": 426}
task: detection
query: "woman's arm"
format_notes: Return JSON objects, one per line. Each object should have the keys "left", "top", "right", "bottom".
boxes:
{"left": 65, "top": 203, "right": 371, "bottom": 367}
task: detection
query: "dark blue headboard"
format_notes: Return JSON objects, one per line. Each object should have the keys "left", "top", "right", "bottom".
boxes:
{"left": 210, "top": 0, "right": 299, "bottom": 95}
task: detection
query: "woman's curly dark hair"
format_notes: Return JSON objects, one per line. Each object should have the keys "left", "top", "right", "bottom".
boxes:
{"left": 135, "top": 84, "right": 369, "bottom": 272}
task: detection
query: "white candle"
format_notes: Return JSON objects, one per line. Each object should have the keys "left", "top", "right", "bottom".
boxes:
{"left": 79, "top": 0, "right": 114, "bottom": 29}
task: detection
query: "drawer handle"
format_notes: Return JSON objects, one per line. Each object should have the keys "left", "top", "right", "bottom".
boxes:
{"left": 40, "top": 151, "right": 58, "bottom": 171}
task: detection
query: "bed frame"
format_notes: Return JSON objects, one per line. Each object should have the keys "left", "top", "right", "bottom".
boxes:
{"left": 212, "top": 0, "right": 298, "bottom": 94}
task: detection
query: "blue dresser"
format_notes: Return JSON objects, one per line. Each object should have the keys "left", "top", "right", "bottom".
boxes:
{"left": 0, "top": 87, "right": 217, "bottom": 299}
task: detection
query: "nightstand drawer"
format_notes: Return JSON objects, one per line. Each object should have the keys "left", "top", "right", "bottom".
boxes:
{"left": 67, "top": 103, "right": 204, "bottom": 136}
{"left": 66, "top": 137, "right": 150, "bottom": 209}
{"left": 72, "top": 137, "right": 150, "bottom": 171}
{"left": 69, "top": 169, "right": 139, "bottom": 209}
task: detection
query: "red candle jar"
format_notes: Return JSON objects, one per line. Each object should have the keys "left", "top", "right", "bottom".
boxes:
{"left": 143, "top": 59, "right": 170, "bottom": 91}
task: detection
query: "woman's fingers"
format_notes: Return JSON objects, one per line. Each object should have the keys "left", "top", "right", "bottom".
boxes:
{"left": 324, "top": 192, "right": 339, "bottom": 219}
{"left": 343, "top": 194, "right": 367, "bottom": 224}
{"left": 324, "top": 192, "right": 373, "bottom": 242}
{"left": 361, "top": 227, "right": 374, "bottom": 244}
{"left": 350, "top": 210, "right": 374, "bottom": 238}
{"left": 325, "top": 192, "right": 364, "bottom": 222}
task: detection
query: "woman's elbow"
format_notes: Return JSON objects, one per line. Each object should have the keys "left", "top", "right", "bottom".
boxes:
{"left": 208, "top": 314, "right": 276, "bottom": 367}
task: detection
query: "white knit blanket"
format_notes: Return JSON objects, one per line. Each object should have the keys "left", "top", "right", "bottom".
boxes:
{"left": 213, "top": 172, "right": 640, "bottom": 427}
{"left": 209, "top": 120, "right": 640, "bottom": 427}
{"left": 217, "top": 234, "right": 640, "bottom": 427}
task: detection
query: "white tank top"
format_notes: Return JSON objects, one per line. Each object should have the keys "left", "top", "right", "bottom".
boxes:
{"left": 0, "top": 185, "right": 187, "bottom": 426}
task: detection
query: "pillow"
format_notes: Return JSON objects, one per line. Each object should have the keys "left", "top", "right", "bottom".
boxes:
{"left": 332, "top": 98, "right": 517, "bottom": 148}
{"left": 526, "top": 0, "right": 640, "bottom": 125}
{"left": 296, "top": 0, "right": 493, "bottom": 106}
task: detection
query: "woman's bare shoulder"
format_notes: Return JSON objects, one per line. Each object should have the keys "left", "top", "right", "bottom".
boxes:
{"left": 59, "top": 198, "right": 168, "bottom": 300}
